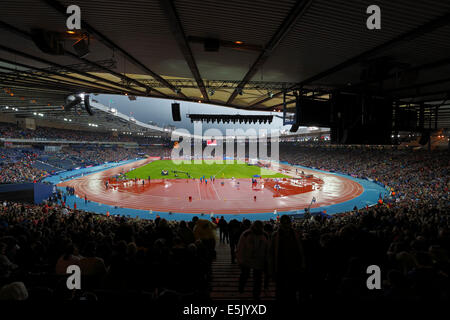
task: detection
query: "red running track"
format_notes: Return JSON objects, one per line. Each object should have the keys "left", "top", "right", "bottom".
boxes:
{"left": 58, "top": 159, "right": 363, "bottom": 215}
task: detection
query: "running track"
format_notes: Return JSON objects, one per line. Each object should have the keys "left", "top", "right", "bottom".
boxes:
{"left": 58, "top": 159, "right": 364, "bottom": 215}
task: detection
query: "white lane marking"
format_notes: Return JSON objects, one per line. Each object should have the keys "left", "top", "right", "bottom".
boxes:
{"left": 210, "top": 180, "right": 221, "bottom": 200}
{"left": 196, "top": 179, "right": 202, "bottom": 200}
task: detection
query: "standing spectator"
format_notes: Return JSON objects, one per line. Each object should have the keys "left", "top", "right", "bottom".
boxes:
{"left": 188, "top": 216, "right": 199, "bottom": 231}
{"left": 269, "top": 215, "right": 306, "bottom": 303}
{"left": 218, "top": 216, "right": 229, "bottom": 244}
{"left": 154, "top": 219, "right": 173, "bottom": 246}
{"left": 228, "top": 219, "right": 241, "bottom": 264}
{"left": 236, "top": 220, "right": 269, "bottom": 300}
{"left": 193, "top": 219, "right": 217, "bottom": 259}
{"left": 177, "top": 220, "right": 195, "bottom": 245}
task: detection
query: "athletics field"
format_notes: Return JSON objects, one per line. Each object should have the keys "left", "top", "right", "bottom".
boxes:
{"left": 125, "top": 159, "right": 288, "bottom": 180}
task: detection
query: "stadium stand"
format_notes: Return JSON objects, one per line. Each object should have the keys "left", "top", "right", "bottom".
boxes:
{"left": 0, "top": 127, "right": 448, "bottom": 302}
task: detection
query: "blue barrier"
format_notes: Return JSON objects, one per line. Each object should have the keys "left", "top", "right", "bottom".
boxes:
{"left": 34, "top": 183, "right": 54, "bottom": 204}
{"left": 44, "top": 159, "right": 390, "bottom": 221}
{"left": 0, "top": 183, "right": 54, "bottom": 204}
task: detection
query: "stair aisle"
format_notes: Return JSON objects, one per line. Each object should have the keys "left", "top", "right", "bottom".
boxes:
{"left": 210, "top": 235, "right": 276, "bottom": 301}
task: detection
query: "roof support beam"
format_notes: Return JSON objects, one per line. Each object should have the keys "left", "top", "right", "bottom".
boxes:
{"left": 250, "top": 11, "right": 450, "bottom": 107}
{"left": 41, "top": 0, "right": 188, "bottom": 99}
{"left": 0, "top": 58, "right": 121, "bottom": 99}
{"left": 159, "top": 0, "right": 209, "bottom": 102}
{"left": 0, "top": 72, "right": 90, "bottom": 93}
{"left": 0, "top": 21, "right": 166, "bottom": 97}
{"left": 0, "top": 45, "right": 143, "bottom": 94}
{"left": 0, "top": 64, "right": 115, "bottom": 94}
{"left": 0, "top": 79, "right": 75, "bottom": 95}
{"left": 0, "top": 79, "right": 109, "bottom": 101}
{"left": 226, "top": 0, "right": 313, "bottom": 105}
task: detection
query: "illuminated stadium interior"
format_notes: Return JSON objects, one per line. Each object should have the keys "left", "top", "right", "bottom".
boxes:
{"left": 0, "top": 0, "right": 449, "bottom": 311}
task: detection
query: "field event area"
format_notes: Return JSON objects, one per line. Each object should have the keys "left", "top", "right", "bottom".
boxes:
{"left": 124, "top": 159, "right": 288, "bottom": 180}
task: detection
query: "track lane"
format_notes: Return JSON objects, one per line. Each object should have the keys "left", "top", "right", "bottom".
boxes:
{"left": 58, "top": 159, "right": 364, "bottom": 214}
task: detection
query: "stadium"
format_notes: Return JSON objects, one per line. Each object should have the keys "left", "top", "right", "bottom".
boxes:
{"left": 0, "top": 0, "right": 449, "bottom": 312}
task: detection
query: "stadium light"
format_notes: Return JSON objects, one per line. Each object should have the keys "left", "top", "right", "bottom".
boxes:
{"left": 64, "top": 95, "right": 82, "bottom": 111}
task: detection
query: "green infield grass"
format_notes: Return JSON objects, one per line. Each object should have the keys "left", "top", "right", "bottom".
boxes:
{"left": 125, "top": 159, "right": 289, "bottom": 180}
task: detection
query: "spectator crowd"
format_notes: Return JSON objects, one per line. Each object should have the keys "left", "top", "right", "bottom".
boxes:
{"left": 0, "top": 122, "right": 170, "bottom": 144}
{"left": 0, "top": 128, "right": 448, "bottom": 303}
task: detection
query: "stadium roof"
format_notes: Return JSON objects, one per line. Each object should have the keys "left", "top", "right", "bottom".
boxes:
{"left": 1, "top": 0, "right": 450, "bottom": 125}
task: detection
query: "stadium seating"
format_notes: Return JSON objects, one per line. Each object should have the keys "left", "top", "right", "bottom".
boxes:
{"left": 0, "top": 123, "right": 448, "bottom": 302}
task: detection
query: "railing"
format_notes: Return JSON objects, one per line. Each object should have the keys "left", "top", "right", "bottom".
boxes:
{"left": 0, "top": 138, "right": 138, "bottom": 146}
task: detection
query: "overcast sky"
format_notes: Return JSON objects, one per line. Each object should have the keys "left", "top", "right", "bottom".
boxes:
{"left": 94, "top": 94, "right": 312, "bottom": 135}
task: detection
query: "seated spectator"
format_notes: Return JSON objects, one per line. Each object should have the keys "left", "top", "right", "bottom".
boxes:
{"left": 0, "top": 281, "right": 28, "bottom": 300}
{"left": 0, "top": 242, "right": 18, "bottom": 283}
{"left": 55, "top": 242, "right": 82, "bottom": 275}
{"left": 78, "top": 242, "right": 107, "bottom": 279}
